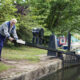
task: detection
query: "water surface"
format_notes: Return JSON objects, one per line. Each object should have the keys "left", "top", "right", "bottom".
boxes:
{"left": 39, "top": 66, "right": 80, "bottom": 80}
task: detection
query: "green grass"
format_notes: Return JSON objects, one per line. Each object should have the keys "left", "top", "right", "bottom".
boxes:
{"left": 2, "top": 46, "right": 47, "bottom": 62}
{"left": 0, "top": 46, "right": 47, "bottom": 72}
{"left": 0, "top": 62, "right": 11, "bottom": 72}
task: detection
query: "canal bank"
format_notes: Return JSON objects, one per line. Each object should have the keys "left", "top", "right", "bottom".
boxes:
{"left": 1, "top": 54, "right": 79, "bottom": 80}
{"left": 0, "top": 56, "right": 62, "bottom": 80}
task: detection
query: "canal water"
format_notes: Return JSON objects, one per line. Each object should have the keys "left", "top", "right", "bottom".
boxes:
{"left": 39, "top": 66, "right": 80, "bottom": 80}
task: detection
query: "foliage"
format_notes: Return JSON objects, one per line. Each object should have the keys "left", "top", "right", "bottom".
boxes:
{"left": 27, "top": 0, "right": 52, "bottom": 36}
{"left": 29, "top": 0, "right": 80, "bottom": 35}
{"left": 45, "top": 0, "right": 80, "bottom": 35}
{"left": 17, "top": 21, "right": 33, "bottom": 42}
{"left": 0, "top": 0, "right": 80, "bottom": 41}
{"left": 0, "top": 0, "right": 17, "bottom": 24}
{"left": 29, "top": 0, "right": 50, "bottom": 26}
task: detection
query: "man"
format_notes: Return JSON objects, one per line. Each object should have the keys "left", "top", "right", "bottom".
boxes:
{"left": 0, "top": 18, "right": 18, "bottom": 61}
{"left": 32, "top": 28, "right": 39, "bottom": 44}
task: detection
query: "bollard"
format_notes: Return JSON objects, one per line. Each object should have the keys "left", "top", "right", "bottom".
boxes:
{"left": 47, "top": 33, "right": 57, "bottom": 56}
{"left": 68, "top": 31, "right": 71, "bottom": 51}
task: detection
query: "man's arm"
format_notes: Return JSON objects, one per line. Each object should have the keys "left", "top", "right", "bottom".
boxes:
{"left": 2, "top": 23, "right": 14, "bottom": 41}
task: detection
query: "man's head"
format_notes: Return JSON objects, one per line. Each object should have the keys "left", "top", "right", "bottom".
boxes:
{"left": 10, "top": 18, "right": 17, "bottom": 26}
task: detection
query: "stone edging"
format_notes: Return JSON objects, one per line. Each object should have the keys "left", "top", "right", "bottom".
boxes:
{"left": 3, "top": 59, "right": 62, "bottom": 80}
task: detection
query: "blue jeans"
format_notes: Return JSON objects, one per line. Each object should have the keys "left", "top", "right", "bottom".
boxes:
{"left": 0, "top": 34, "right": 5, "bottom": 57}
{"left": 32, "top": 35, "right": 39, "bottom": 44}
{"left": 32, "top": 33, "right": 39, "bottom": 44}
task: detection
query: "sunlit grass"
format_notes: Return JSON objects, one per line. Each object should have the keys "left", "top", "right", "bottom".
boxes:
{"left": 0, "top": 62, "right": 11, "bottom": 72}
{"left": 2, "top": 46, "right": 47, "bottom": 62}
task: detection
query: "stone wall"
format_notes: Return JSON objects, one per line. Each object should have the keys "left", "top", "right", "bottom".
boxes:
{"left": 4, "top": 59, "right": 62, "bottom": 80}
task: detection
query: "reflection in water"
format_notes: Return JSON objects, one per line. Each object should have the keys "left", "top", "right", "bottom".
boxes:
{"left": 39, "top": 66, "right": 80, "bottom": 80}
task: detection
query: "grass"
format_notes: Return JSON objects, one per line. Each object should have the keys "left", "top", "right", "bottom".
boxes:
{"left": 2, "top": 45, "right": 47, "bottom": 62}
{"left": 0, "top": 45, "right": 47, "bottom": 72}
{"left": 0, "top": 62, "right": 11, "bottom": 72}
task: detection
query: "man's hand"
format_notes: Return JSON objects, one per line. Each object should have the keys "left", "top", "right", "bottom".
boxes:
{"left": 9, "top": 37, "right": 14, "bottom": 41}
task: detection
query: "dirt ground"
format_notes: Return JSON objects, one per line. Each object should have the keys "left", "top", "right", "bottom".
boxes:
{"left": 0, "top": 55, "right": 59, "bottom": 79}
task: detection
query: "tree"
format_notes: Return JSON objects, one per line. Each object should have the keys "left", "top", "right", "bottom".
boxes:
{"left": 45, "top": 0, "right": 80, "bottom": 34}
{"left": 29, "top": 0, "right": 50, "bottom": 25}
{"left": 29, "top": 0, "right": 80, "bottom": 35}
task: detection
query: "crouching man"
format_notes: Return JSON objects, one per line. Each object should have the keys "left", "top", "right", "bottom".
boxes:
{"left": 0, "top": 18, "right": 18, "bottom": 61}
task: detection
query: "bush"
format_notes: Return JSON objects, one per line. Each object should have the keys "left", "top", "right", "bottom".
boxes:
{"left": 17, "top": 22, "right": 33, "bottom": 42}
